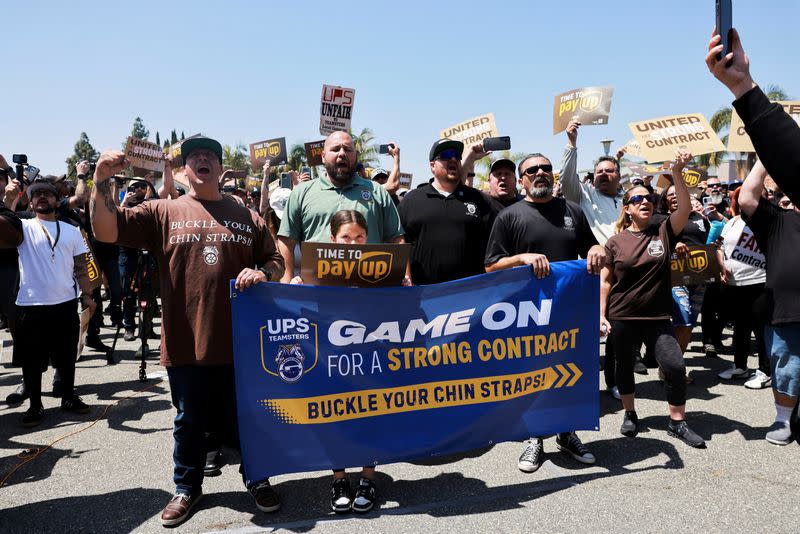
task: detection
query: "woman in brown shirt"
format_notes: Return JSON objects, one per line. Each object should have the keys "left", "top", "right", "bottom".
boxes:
{"left": 600, "top": 149, "right": 706, "bottom": 448}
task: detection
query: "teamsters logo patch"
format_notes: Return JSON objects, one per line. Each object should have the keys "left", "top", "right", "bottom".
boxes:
{"left": 203, "top": 245, "right": 219, "bottom": 265}
{"left": 259, "top": 318, "right": 319, "bottom": 383}
{"left": 647, "top": 239, "right": 665, "bottom": 257}
{"left": 464, "top": 202, "right": 478, "bottom": 217}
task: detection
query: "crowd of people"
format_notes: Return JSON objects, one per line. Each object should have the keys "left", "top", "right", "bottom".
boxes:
{"left": 0, "top": 28, "right": 798, "bottom": 528}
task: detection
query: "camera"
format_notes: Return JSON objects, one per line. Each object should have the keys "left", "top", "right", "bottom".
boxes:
{"left": 127, "top": 185, "right": 137, "bottom": 193}
{"left": 89, "top": 162, "right": 97, "bottom": 174}
{"left": 12, "top": 154, "right": 27, "bottom": 165}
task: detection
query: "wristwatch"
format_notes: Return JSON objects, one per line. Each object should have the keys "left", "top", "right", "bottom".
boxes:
{"left": 258, "top": 266, "right": 273, "bottom": 281}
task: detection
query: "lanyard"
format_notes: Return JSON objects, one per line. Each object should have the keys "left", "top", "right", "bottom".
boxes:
{"left": 37, "top": 219, "right": 61, "bottom": 263}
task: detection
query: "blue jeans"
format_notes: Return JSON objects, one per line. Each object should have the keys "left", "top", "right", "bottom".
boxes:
{"left": 167, "top": 365, "right": 243, "bottom": 495}
{"left": 765, "top": 324, "right": 800, "bottom": 398}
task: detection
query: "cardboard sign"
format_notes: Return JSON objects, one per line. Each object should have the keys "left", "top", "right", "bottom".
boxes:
{"left": 300, "top": 242, "right": 411, "bottom": 287}
{"left": 249, "top": 137, "right": 287, "bottom": 169}
{"left": 728, "top": 101, "right": 800, "bottom": 152}
{"left": 304, "top": 140, "right": 325, "bottom": 166}
{"left": 670, "top": 245, "right": 721, "bottom": 286}
{"left": 440, "top": 113, "right": 498, "bottom": 147}
{"left": 320, "top": 85, "right": 355, "bottom": 135}
{"left": 398, "top": 172, "right": 413, "bottom": 188}
{"left": 80, "top": 229, "right": 103, "bottom": 291}
{"left": 628, "top": 113, "right": 724, "bottom": 163}
{"left": 553, "top": 86, "right": 614, "bottom": 134}
{"left": 622, "top": 138, "right": 644, "bottom": 159}
{"left": 124, "top": 137, "right": 164, "bottom": 173}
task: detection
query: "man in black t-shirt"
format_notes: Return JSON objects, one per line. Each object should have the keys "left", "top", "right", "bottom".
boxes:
{"left": 740, "top": 160, "right": 800, "bottom": 446}
{"left": 398, "top": 139, "right": 494, "bottom": 285}
{"left": 482, "top": 158, "right": 522, "bottom": 216}
{"left": 485, "top": 151, "right": 605, "bottom": 473}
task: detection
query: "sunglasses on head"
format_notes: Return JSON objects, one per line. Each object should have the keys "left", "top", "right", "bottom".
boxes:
{"left": 521, "top": 164, "right": 553, "bottom": 176}
{"left": 436, "top": 149, "right": 462, "bottom": 161}
{"left": 627, "top": 193, "right": 658, "bottom": 205}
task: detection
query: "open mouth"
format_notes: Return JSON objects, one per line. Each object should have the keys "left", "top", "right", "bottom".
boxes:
{"left": 197, "top": 166, "right": 210, "bottom": 175}
{"left": 446, "top": 163, "right": 459, "bottom": 173}
{"left": 534, "top": 178, "right": 550, "bottom": 188}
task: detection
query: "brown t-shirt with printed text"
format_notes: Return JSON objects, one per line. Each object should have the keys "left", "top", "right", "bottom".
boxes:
{"left": 605, "top": 219, "right": 676, "bottom": 321}
{"left": 115, "top": 194, "right": 283, "bottom": 366}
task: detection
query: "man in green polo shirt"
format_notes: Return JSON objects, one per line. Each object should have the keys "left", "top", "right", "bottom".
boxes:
{"left": 277, "top": 131, "right": 405, "bottom": 282}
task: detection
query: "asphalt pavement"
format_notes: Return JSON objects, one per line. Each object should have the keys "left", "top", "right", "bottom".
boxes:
{"left": 1, "top": 317, "right": 798, "bottom": 534}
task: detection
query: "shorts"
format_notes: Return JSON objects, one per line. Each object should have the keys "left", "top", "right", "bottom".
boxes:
{"left": 765, "top": 324, "right": 800, "bottom": 397}
{"left": 671, "top": 285, "right": 705, "bottom": 327}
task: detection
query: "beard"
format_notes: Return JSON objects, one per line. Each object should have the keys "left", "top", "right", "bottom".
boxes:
{"left": 709, "top": 192, "right": 724, "bottom": 204}
{"left": 528, "top": 184, "right": 553, "bottom": 199}
{"left": 325, "top": 160, "right": 356, "bottom": 186}
{"left": 34, "top": 203, "right": 55, "bottom": 214}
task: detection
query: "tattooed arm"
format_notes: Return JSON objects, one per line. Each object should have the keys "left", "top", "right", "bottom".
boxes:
{"left": 91, "top": 151, "right": 129, "bottom": 243}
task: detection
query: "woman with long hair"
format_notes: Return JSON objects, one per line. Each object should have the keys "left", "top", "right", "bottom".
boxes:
{"left": 600, "top": 149, "right": 705, "bottom": 448}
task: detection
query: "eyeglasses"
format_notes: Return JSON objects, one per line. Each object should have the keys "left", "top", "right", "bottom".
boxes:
{"left": 627, "top": 193, "right": 658, "bottom": 205}
{"left": 521, "top": 164, "right": 553, "bottom": 176}
{"left": 436, "top": 149, "right": 462, "bottom": 161}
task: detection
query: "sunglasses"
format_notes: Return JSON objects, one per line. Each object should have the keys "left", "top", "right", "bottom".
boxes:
{"left": 436, "top": 149, "right": 462, "bottom": 161}
{"left": 521, "top": 164, "right": 553, "bottom": 176}
{"left": 707, "top": 183, "right": 723, "bottom": 189}
{"left": 627, "top": 193, "right": 658, "bottom": 205}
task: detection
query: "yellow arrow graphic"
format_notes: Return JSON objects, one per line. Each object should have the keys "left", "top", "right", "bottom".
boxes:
{"left": 554, "top": 364, "right": 570, "bottom": 388}
{"left": 566, "top": 363, "right": 583, "bottom": 387}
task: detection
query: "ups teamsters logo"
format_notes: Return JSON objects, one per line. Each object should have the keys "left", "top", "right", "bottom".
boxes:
{"left": 267, "top": 142, "right": 282, "bottom": 158}
{"left": 682, "top": 169, "right": 702, "bottom": 187}
{"left": 259, "top": 318, "right": 319, "bottom": 383}
{"left": 686, "top": 249, "right": 709, "bottom": 273}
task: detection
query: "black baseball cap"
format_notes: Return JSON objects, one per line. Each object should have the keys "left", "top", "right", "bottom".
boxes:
{"left": 181, "top": 137, "right": 223, "bottom": 165}
{"left": 429, "top": 138, "right": 464, "bottom": 162}
{"left": 490, "top": 158, "right": 516, "bottom": 173}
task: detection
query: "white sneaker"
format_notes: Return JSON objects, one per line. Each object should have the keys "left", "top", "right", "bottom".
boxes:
{"left": 744, "top": 370, "right": 771, "bottom": 389}
{"left": 718, "top": 366, "right": 748, "bottom": 380}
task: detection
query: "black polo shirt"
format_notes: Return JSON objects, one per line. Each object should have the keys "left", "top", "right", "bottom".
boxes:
{"left": 399, "top": 182, "right": 494, "bottom": 285}
{"left": 482, "top": 191, "right": 523, "bottom": 217}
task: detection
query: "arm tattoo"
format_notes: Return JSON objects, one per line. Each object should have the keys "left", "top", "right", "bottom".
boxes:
{"left": 96, "top": 180, "right": 116, "bottom": 213}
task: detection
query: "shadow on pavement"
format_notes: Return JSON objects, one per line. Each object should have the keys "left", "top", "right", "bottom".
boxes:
{"left": 0, "top": 487, "right": 170, "bottom": 534}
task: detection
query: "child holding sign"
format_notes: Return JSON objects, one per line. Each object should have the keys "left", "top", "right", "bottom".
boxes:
{"left": 291, "top": 209, "right": 378, "bottom": 513}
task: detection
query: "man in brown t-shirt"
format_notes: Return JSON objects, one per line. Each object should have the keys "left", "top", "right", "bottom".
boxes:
{"left": 91, "top": 137, "right": 284, "bottom": 527}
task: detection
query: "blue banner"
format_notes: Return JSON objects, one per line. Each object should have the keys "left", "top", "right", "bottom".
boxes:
{"left": 231, "top": 261, "right": 599, "bottom": 480}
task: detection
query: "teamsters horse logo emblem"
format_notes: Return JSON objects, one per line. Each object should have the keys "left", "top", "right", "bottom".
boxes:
{"left": 203, "top": 245, "right": 219, "bottom": 265}
{"left": 275, "top": 344, "right": 307, "bottom": 383}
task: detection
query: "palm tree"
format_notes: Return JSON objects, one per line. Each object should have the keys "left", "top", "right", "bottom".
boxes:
{"left": 704, "top": 84, "right": 790, "bottom": 178}
{"left": 287, "top": 144, "right": 307, "bottom": 171}
{"left": 351, "top": 127, "right": 379, "bottom": 167}
{"left": 222, "top": 143, "right": 252, "bottom": 173}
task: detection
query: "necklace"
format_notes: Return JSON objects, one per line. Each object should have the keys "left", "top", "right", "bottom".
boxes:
{"left": 37, "top": 219, "right": 61, "bottom": 263}
{"left": 627, "top": 227, "right": 646, "bottom": 239}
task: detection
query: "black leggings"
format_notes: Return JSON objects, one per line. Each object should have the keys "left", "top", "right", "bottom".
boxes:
{"left": 724, "top": 283, "right": 769, "bottom": 374}
{"left": 610, "top": 320, "right": 687, "bottom": 406}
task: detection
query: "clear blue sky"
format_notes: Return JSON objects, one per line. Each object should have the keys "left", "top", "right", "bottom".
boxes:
{"left": 3, "top": 1, "right": 798, "bottom": 186}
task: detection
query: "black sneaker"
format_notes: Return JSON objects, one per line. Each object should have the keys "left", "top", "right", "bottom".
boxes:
{"left": 6, "top": 383, "right": 28, "bottom": 406}
{"left": 330, "top": 477, "right": 352, "bottom": 513}
{"left": 22, "top": 405, "right": 44, "bottom": 427}
{"left": 203, "top": 449, "right": 222, "bottom": 477}
{"left": 123, "top": 329, "right": 136, "bottom": 342}
{"left": 704, "top": 343, "right": 719, "bottom": 358}
{"left": 250, "top": 480, "right": 281, "bottom": 512}
{"left": 517, "top": 437, "right": 544, "bottom": 473}
{"left": 85, "top": 336, "right": 110, "bottom": 352}
{"left": 61, "top": 395, "right": 91, "bottom": 414}
{"left": 667, "top": 419, "right": 706, "bottom": 448}
{"left": 352, "top": 478, "right": 376, "bottom": 514}
{"left": 555, "top": 432, "right": 595, "bottom": 464}
{"left": 633, "top": 359, "right": 648, "bottom": 375}
{"left": 620, "top": 410, "right": 639, "bottom": 437}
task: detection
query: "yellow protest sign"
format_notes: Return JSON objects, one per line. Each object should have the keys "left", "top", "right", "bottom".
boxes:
{"left": 553, "top": 86, "right": 614, "bottom": 134}
{"left": 728, "top": 101, "right": 800, "bottom": 152}
{"left": 440, "top": 113, "right": 498, "bottom": 147}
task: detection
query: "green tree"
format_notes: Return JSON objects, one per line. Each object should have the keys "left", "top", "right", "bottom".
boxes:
{"left": 170, "top": 130, "right": 178, "bottom": 145}
{"left": 65, "top": 132, "right": 100, "bottom": 179}
{"left": 703, "top": 84, "right": 790, "bottom": 177}
{"left": 287, "top": 143, "right": 307, "bottom": 171}
{"left": 155, "top": 131, "right": 161, "bottom": 146}
{"left": 131, "top": 117, "right": 149, "bottom": 140}
{"left": 181, "top": 131, "right": 185, "bottom": 141}
{"left": 222, "top": 143, "right": 252, "bottom": 173}
{"left": 351, "top": 127, "right": 379, "bottom": 167}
